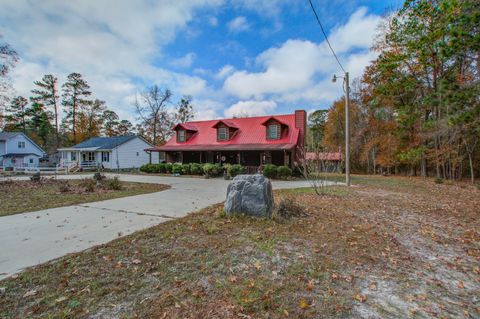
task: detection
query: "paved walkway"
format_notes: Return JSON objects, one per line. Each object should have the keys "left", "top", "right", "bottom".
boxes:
{"left": 0, "top": 174, "right": 331, "bottom": 279}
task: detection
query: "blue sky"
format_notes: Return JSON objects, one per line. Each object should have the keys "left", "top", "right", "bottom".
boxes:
{"left": 0, "top": 0, "right": 399, "bottom": 122}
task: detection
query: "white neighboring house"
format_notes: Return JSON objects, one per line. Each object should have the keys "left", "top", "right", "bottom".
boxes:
{"left": 57, "top": 135, "right": 157, "bottom": 170}
{"left": 0, "top": 132, "right": 46, "bottom": 169}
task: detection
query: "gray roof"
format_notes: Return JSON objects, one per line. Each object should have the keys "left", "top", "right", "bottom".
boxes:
{"left": 1, "top": 153, "right": 40, "bottom": 158}
{"left": 73, "top": 136, "right": 138, "bottom": 150}
{"left": 0, "top": 132, "right": 21, "bottom": 140}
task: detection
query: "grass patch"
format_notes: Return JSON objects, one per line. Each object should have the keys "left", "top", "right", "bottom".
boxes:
{"left": 0, "top": 178, "right": 169, "bottom": 217}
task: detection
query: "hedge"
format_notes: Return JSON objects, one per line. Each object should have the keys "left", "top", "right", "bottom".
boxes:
{"left": 277, "top": 166, "right": 292, "bottom": 179}
{"left": 227, "top": 164, "right": 245, "bottom": 178}
{"left": 262, "top": 164, "right": 277, "bottom": 179}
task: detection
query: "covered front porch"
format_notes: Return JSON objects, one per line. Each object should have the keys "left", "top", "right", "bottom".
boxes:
{"left": 160, "top": 149, "right": 294, "bottom": 170}
{"left": 58, "top": 147, "right": 112, "bottom": 170}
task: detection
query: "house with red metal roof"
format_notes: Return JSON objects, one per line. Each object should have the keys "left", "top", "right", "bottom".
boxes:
{"left": 146, "top": 110, "right": 306, "bottom": 170}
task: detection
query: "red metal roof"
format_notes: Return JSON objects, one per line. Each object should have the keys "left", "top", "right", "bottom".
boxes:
{"left": 305, "top": 152, "right": 342, "bottom": 161}
{"left": 148, "top": 114, "right": 300, "bottom": 152}
{"left": 173, "top": 123, "right": 198, "bottom": 131}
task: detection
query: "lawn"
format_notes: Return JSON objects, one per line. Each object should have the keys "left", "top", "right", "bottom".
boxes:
{"left": 0, "top": 176, "right": 478, "bottom": 318}
{"left": 0, "top": 178, "right": 170, "bottom": 217}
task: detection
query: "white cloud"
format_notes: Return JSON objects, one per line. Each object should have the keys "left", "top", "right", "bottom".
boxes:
{"left": 222, "top": 7, "right": 381, "bottom": 105}
{"left": 215, "top": 65, "right": 235, "bottom": 79}
{"left": 0, "top": 0, "right": 223, "bottom": 123}
{"left": 224, "top": 100, "right": 277, "bottom": 118}
{"left": 208, "top": 16, "right": 218, "bottom": 27}
{"left": 170, "top": 52, "right": 196, "bottom": 68}
{"left": 227, "top": 16, "right": 250, "bottom": 33}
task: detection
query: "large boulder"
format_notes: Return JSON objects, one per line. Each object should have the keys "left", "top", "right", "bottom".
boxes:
{"left": 224, "top": 174, "right": 273, "bottom": 218}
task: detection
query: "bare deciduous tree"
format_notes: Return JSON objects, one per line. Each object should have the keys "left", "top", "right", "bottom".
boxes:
{"left": 135, "top": 85, "right": 173, "bottom": 145}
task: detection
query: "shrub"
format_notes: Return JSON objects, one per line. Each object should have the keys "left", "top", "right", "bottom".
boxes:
{"left": 275, "top": 197, "right": 307, "bottom": 219}
{"left": 434, "top": 177, "right": 444, "bottom": 184}
{"left": 190, "top": 163, "right": 203, "bottom": 175}
{"left": 165, "top": 163, "right": 173, "bottom": 173}
{"left": 30, "top": 172, "right": 41, "bottom": 182}
{"left": 203, "top": 163, "right": 222, "bottom": 177}
{"left": 105, "top": 176, "right": 122, "bottom": 190}
{"left": 58, "top": 181, "right": 71, "bottom": 193}
{"left": 140, "top": 163, "right": 154, "bottom": 173}
{"left": 277, "top": 166, "right": 292, "bottom": 179}
{"left": 157, "top": 163, "right": 167, "bottom": 173}
{"left": 227, "top": 164, "right": 245, "bottom": 178}
{"left": 172, "top": 163, "right": 183, "bottom": 174}
{"left": 262, "top": 164, "right": 278, "bottom": 179}
{"left": 181, "top": 164, "right": 191, "bottom": 175}
{"left": 93, "top": 172, "right": 106, "bottom": 182}
{"left": 80, "top": 178, "right": 96, "bottom": 192}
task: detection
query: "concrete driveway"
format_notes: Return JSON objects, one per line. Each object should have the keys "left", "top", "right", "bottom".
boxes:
{"left": 0, "top": 174, "right": 330, "bottom": 279}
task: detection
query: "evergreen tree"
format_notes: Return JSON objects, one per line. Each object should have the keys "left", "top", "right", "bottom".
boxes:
{"left": 102, "top": 110, "right": 120, "bottom": 136}
{"left": 117, "top": 119, "right": 133, "bottom": 135}
{"left": 62, "top": 72, "right": 91, "bottom": 144}
{"left": 4, "top": 96, "right": 28, "bottom": 132}
{"left": 25, "top": 102, "right": 54, "bottom": 148}
{"left": 31, "top": 74, "right": 60, "bottom": 147}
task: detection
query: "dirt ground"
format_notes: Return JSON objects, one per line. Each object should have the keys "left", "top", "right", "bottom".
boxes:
{"left": 0, "top": 175, "right": 478, "bottom": 318}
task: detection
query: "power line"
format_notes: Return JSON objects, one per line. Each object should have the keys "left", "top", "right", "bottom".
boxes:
{"left": 307, "top": 0, "right": 346, "bottom": 73}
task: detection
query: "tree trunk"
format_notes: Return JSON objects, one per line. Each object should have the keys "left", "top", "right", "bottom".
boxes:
{"left": 468, "top": 151, "right": 475, "bottom": 184}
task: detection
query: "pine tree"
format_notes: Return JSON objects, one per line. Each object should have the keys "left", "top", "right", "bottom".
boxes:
{"left": 4, "top": 96, "right": 28, "bottom": 132}
{"left": 31, "top": 74, "right": 60, "bottom": 147}
{"left": 102, "top": 110, "right": 120, "bottom": 136}
{"left": 62, "top": 73, "right": 91, "bottom": 144}
{"left": 25, "top": 102, "right": 53, "bottom": 148}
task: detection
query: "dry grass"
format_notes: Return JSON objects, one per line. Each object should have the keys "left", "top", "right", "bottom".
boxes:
{"left": 0, "top": 178, "right": 169, "bottom": 217}
{"left": 0, "top": 175, "right": 478, "bottom": 318}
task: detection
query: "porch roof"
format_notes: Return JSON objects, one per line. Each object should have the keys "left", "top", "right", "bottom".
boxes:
{"left": 1, "top": 153, "right": 40, "bottom": 158}
{"left": 148, "top": 143, "right": 297, "bottom": 152}
{"left": 57, "top": 147, "right": 100, "bottom": 152}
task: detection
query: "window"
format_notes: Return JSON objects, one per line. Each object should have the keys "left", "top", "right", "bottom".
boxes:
{"left": 268, "top": 124, "right": 280, "bottom": 139}
{"left": 29, "top": 158, "right": 34, "bottom": 164}
{"left": 71, "top": 152, "right": 77, "bottom": 161}
{"left": 177, "top": 130, "right": 186, "bottom": 142}
{"left": 18, "top": 141, "right": 25, "bottom": 149}
{"left": 217, "top": 127, "right": 228, "bottom": 141}
{"left": 159, "top": 152, "right": 166, "bottom": 162}
{"left": 102, "top": 151, "right": 110, "bottom": 162}
{"left": 136, "top": 152, "right": 139, "bottom": 156}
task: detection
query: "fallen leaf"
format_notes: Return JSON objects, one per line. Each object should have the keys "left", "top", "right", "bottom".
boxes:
{"left": 354, "top": 294, "right": 367, "bottom": 303}
{"left": 23, "top": 289, "right": 37, "bottom": 298}
{"left": 456, "top": 281, "right": 464, "bottom": 289}
{"left": 132, "top": 259, "right": 142, "bottom": 265}
{"left": 306, "top": 280, "right": 315, "bottom": 291}
{"left": 55, "top": 296, "right": 67, "bottom": 303}
{"left": 299, "top": 298, "right": 310, "bottom": 309}
{"left": 229, "top": 276, "right": 237, "bottom": 283}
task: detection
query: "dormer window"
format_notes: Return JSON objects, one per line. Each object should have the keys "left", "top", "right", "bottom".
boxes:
{"left": 177, "top": 130, "right": 186, "bottom": 142}
{"left": 217, "top": 127, "right": 228, "bottom": 141}
{"left": 267, "top": 124, "right": 280, "bottom": 139}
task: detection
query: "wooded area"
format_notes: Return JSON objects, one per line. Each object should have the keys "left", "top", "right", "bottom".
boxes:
{"left": 308, "top": 0, "right": 479, "bottom": 182}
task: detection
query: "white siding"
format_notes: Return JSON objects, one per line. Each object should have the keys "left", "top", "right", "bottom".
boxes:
{"left": 98, "top": 151, "right": 114, "bottom": 169}
{"left": 113, "top": 137, "right": 153, "bottom": 169}
{"left": 6, "top": 134, "right": 44, "bottom": 157}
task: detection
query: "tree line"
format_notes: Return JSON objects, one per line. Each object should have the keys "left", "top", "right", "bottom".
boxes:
{"left": 1, "top": 72, "right": 135, "bottom": 152}
{"left": 309, "top": 0, "right": 479, "bottom": 182}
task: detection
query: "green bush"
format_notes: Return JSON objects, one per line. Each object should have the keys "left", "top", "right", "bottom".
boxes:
{"left": 227, "top": 164, "right": 245, "bottom": 178}
{"left": 140, "top": 163, "right": 154, "bottom": 173}
{"left": 434, "top": 177, "right": 444, "bottom": 184}
{"left": 172, "top": 163, "right": 183, "bottom": 174}
{"left": 105, "top": 176, "right": 123, "bottom": 190}
{"left": 190, "top": 163, "right": 203, "bottom": 175}
{"left": 165, "top": 163, "right": 173, "bottom": 173}
{"left": 203, "top": 163, "right": 223, "bottom": 177}
{"left": 262, "top": 164, "right": 277, "bottom": 179}
{"left": 277, "top": 166, "right": 292, "bottom": 179}
{"left": 181, "top": 164, "right": 190, "bottom": 175}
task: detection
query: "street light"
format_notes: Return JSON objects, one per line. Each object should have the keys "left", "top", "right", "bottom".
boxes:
{"left": 332, "top": 72, "right": 351, "bottom": 186}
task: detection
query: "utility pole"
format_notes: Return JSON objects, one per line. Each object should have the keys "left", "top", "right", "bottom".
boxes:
{"left": 345, "top": 72, "right": 350, "bottom": 186}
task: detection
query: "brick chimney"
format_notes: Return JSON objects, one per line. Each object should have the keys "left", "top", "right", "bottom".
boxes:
{"left": 294, "top": 109, "right": 306, "bottom": 150}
